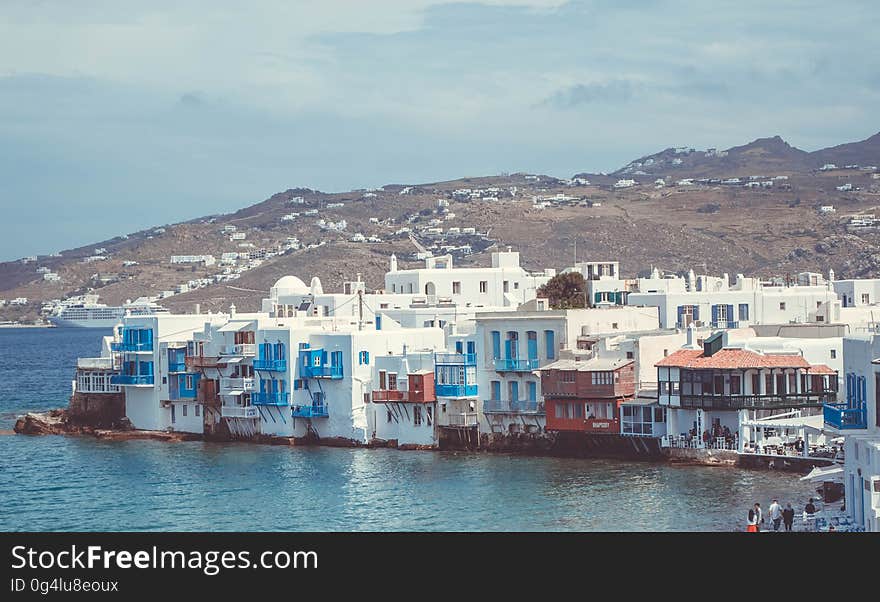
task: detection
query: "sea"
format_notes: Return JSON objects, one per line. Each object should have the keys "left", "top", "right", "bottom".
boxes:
{"left": 0, "top": 327, "right": 818, "bottom": 532}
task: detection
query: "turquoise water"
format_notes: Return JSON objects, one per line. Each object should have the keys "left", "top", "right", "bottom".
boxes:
{"left": 0, "top": 328, "right": 816, "bottom": 531}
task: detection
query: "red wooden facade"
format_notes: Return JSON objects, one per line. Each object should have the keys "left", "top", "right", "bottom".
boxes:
{"left": 372, "top": 372, "right": 436, "bottom": 404}
{"left": 541, "top": 361, "right": 635, "bottom": 433}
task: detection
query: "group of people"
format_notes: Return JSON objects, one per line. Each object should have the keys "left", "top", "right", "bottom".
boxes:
{"left": 746, "top": 498, "right": 817, "bottom": 532}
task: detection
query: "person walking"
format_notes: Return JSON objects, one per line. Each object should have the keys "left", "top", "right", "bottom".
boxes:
{"left": 754, "top": 503, "right": 764, "bottom": 532}
{"left": 782, "top": 503, "right": 795, "bottom": 532}
{"left": 769, "top": 499, "right": 783, "bottom": 532}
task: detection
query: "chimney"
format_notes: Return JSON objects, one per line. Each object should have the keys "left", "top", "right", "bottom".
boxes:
{"left": 229, "top": 303, "right": 236, "bottom": 317}
{"left": 195, "top": 303, "right": 200, "bottom": 314}
{"left": 390, "top": 254, "right": 398, "bottom": 272}
{"left": 685, "top": 322, "right": 699, "bottom": 349}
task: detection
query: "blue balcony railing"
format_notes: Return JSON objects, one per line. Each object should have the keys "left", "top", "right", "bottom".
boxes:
{"left": 251, "top": 391, "right": 290, "bottom": 406}
{"left": 110, "top": 374, "right": 155, "bottom": 386}
{"left": 301, "top": 363, "right": 343, "bottom": 379}
{"left": 168, "top": 361, "right": 187, "bottom": 373}
{"left": 493, "top": 358, "right": 540, "bottom": 372}
{"left": 436, "top": 383, "right": 478, "bottom": 398}
{"left": 434, "top": 353, "right": 477, "bottom": 366}
{"left": 253, "top": 358, "right": 287, "bottom": 371}
{"left": 823, "top": 403, "right": 867, "bottom": 430}
{"left": 111, "top": 341, "right": 153, "bottom": 352}
{"left": 483, "top": 399, "right": 541, "bottom": 413}
{"left": 292, "top": 404, "right": 329, "bottom": 418}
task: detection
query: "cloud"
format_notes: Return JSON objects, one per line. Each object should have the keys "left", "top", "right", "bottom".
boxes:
{"left": 1, "top": 0, "right": 880, "bottom": 260}
{"left": 540, "top": 80, "right": 639, "bottom": 107}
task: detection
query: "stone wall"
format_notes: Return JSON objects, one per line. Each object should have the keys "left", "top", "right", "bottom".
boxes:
{"left": 67, "top": 392, "right": 126, "bottom": 428}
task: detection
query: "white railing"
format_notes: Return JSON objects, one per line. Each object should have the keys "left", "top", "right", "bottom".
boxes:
{"left": 75, "top": 372, "right": 121, "bottom": 394}
{"left": 663, "top": 435, "right": 737, "bottom": 450}
{"left": 221, "top": 406, "right": 259, "bottom": 419}
{"left": 447, "top": 412, "right": 479, "bottom": 427}
{"left": 220, "top": 344, "right": 256, "bottom": 356}
{"left": 220, "top": 377, "right": 255, "bottom": 391}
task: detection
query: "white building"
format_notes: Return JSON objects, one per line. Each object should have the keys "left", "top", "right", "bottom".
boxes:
{"left": 834, "top": 332, "right": 880, "bottom": 531}
{"left": 627, "top": 269, "right": 838, "bottom": 329}
{"left": 384, "top": 249, "right": 555, "bottom": 309}
{"left": 170, "top": 255, "right": 216, "bottom": 267}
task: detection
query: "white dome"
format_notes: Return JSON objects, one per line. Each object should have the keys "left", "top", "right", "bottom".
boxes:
{"left": 271, "top": 275, "right": 310, "bottom": 297}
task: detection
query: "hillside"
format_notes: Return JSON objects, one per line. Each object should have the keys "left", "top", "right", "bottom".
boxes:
{"left": 604, "top": 131, "right": 879, "bottom": 179}
{"left": 2, "top": 130, "right": 880, "bottom": 324}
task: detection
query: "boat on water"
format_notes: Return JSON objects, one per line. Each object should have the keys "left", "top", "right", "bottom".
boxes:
{"left": 47, "top": 294, "right": 169, "bottom": 328}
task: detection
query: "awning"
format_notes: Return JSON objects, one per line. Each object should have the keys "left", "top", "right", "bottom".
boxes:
{"left": 218, "top": 357, "right": 243, "bottom": 364}
{"left": 742, "top": 414, "right": 825, "bottom": 433}
{"left": 224, "top": 390, "right": 244, "bottom": 396}
{"left": 218, "top": 321, "right": 255, "bottom": 332}
{"left": 800, "top": 465, "right": 844, "bottom": 483}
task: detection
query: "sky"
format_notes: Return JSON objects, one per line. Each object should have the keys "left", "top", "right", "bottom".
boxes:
{"left": 1, "top": 0, "right": 879, "bottom": 260}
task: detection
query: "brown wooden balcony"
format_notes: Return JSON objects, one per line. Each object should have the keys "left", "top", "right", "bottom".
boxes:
{"left": 185, "top": 355, "right": 221, "bottom": 371}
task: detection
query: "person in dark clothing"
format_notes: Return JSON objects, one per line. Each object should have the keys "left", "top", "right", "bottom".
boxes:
{"left": 804, "top": 498, "right": 817, "bottom": 515}
{"left": 782, "top": 503, "right": 795, "bottom": 531}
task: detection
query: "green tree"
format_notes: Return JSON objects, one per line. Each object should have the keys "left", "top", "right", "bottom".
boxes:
{"left": 537, "top": 271, "right": 587, "bottom": 309}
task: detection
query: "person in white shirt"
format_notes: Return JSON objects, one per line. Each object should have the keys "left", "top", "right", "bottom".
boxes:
{"left": 768, "top": 499, "right": 783, "bottom": 531}
{"left": 754, "top": 503, "right": 764, "bottom": 532}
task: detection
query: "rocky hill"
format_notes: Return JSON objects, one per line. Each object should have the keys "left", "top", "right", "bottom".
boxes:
{"left": 2, "top": 131, "right": 880, "bottom": 324}
{"left": 604, "top": 131, "right": 879, "bottom": 179}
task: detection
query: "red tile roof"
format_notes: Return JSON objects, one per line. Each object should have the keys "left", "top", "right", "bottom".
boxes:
{"left": 807, "top": 364, "right": 837, "bottom": 375}
{"left": 655, "top": 348, "right": 814, "bottom": 370}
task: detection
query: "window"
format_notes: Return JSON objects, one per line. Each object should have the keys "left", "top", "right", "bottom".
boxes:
{"left": 730, "top": 374, "right": 741, "bottom": 395}
{"left": 491, "top": 331, "right": 501, "bottom": 359}
{"left": 831, "top": 349, "right": 836, "bottom": 359}
{"left": 195, "top": 405, "right": 200, "bottom": 417}
{"left": 555, "top": 402, "right": 564, "bottom": 418}
{"left": 387, "top": 410, "right": 393, "bottom": 423}
{"left": 612, "top": 322, "right": 618, "bottom": 329}
{"left": 358, "top": 351, "right": 370, "bottom": 365}
{"left": 738, "top": 304, "right": 749, "bottom": 321}
{"left": 663, "top": 349, "right": 669, "bottom": 357}
{"left": 561, "top": 371, "right": 576, "bottom": 383}
{"left": 626, "top": 351, "right": 633, "bottom": 359}
{"left": 503, "top": 280, "right": 509, "bottom": 293}
{"left": 779, "top": 302, "right": 786, "bottom": 310}
{"left": 862, "top": 293, "right": 870, "bottom": 304}
{"left": 514, "top": 282, "right": 519, "bottom": 289}
{"left": 388, "top": 373, "right": 398, "bottom": 390}
{"left": 413, "top": 406, "right": 422, "bottom": 426}
{"left": 185, "top": 375, "right": 194, "bottom": 390}
{"left": 544, "top": 330, "right": 556, "bottom": 359}
{"left": 426, "top": 406, "right": 433, "bottom": 425}
{"left": 452, "top": 281, "right": 461, "bottom": 294}
{"left": 752, "top": 373, "right": 760, "bottom": 395}
{"left": 479, "top": 281, "right": 487, "bottom": 293}
{"left": 182, "top": 404, "right": 188, "bottom": 417}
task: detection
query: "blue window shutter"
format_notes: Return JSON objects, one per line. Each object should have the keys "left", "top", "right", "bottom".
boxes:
{"left": 455, "top": 341, "right": 463, "bottom": 354}
{"left": 711, "top": 305, "right": 719, "bottom": 325}
{"left": 375, "top": 315, "right": 382, "bottom": 330}
{"left": 693, "top": 306, "right": 700, "bottom": 321}
{"left": 467, "top": 341, "right": 475, "bottom": 356}
{"left": 527, "top": 335, "right": 538, "bottom": 360}
{"left": 594, "top": 292, "right": 602, "bottom": 305}
{"left": 727, "top": 305, "right": 734, "bottom": 325}
{"left": 860, "top": 376, "right": 867, "bottom": 405}
{"left": 504, "top": 339, "right": 512, "bottom": 360}
{"left": 545, "top": 330, "right": 555, "bottom": 359}
{"left": 846, "top": 374, "right": 853, "bottom": 404}
{"left": 510, "top": 381, "right": 519, "bottom": 401}
{"left": 677, "top": 305, "right": 684, "bottom": 326}
{"left": 491, "top": 381, "right": 501, "bottom": 399}
{"left": 491, "top": 331, "right": 501, "bottom": 359}
{"left": 365, "top": 351, "right": 369, "bottom": 365}
{"left": 528, "top": 382, "right": 537, "bottom": 401}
